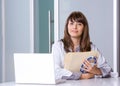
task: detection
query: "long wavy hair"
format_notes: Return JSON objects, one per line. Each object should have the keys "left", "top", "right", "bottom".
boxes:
{"left": 62, "top": 11, "right": 91, "bottom": 52}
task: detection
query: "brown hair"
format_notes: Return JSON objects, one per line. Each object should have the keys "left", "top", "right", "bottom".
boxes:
{"left": 62, "top": 11, "right": 91, "bottom": 52}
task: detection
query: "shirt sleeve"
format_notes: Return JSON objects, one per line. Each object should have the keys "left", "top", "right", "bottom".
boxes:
{"left": 62, "top": 72, "right": 82, "bottom": 80}
{"left": 52, "top": 42, "right": 72, "bottom": 79}
{"left": 91, "top": 44, "right": 112, "bottom": 77}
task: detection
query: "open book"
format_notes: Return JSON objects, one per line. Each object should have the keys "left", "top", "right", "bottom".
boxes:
{"left": 64, "top": 51, "right": 99, "bottom": 73}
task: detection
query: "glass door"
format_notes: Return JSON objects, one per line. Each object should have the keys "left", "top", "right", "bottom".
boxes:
{"left": 34, "top": 0, "right": 54, "bottom": 53}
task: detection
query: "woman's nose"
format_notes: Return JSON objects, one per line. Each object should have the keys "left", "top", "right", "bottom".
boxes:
{"left": 73, "top": 23, "right": 77, "bottom": 29}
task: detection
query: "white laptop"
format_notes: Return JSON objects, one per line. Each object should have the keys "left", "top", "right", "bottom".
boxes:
{"left": 14, "top": 53, "right": 65, "bottom": 84}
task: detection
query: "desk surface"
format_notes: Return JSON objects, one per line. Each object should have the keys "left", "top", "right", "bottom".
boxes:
{"left": 0, "top": 77, "right": 120, "bottom": 86}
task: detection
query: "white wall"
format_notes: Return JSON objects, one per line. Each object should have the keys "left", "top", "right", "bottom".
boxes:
{"left": 1, "top": 0, "right": 32, "bottom": 82}
{"left": 59, "top": 0, "right": 113, "bottom": 68}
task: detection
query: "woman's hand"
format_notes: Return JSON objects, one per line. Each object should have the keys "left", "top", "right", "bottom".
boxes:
{"left": 83, "top": 60, "right": 102, "bottom": 75}
{"left": 80, "top": 73, "right": 94, "bottom": 79}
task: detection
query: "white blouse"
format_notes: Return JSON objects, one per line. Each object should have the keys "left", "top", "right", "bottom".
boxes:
{"left": 52, "top": 41, "right": 112, "bottom": 79}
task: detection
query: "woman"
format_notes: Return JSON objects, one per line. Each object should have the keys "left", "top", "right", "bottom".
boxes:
{"left": 52, "top": 11, "right": 112, "bottom": 80}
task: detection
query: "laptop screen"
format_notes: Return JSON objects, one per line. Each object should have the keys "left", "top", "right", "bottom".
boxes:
{"left": 14, "top": 53, "right": 57, "bottom": 84}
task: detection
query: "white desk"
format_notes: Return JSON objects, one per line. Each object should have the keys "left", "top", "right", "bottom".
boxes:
{"left": 0, "top": 77, "right": 120, "bottom": 86}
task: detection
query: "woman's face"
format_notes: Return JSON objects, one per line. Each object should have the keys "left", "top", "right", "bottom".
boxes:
{"left": 68, "top": 20, "right": 84, "bottom": 38}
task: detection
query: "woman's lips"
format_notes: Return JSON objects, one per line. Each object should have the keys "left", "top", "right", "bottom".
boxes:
{"left": 71, "top": 30, "right": 78, "bottom": 33}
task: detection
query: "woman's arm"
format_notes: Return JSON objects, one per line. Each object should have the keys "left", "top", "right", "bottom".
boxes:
{"left": 52, "top": 41, "right": 83, "bottom": 80}
{"left": 52, "top": 42, "right": 72, "bottom": 79}
{"left": 79, "top": 60, "right": 102, "bottom": 79}
{"left": 62, "top": 72, "right": 81, "bottom": 80}
{"left": 91, "top": 44, "right": 112, "bottom": 77}
{"left": 80, "top": 73, "right": 94, "bottom": 79}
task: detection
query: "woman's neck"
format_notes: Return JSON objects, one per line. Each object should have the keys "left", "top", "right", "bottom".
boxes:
{"left": 71, "top": 37, "right": 80, "bottom": 50}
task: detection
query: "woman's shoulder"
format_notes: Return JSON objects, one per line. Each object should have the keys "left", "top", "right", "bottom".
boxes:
{"left": 90, "top": 43, "right": 95, "bottom": 47}
{"left": 52, "top": 40, "right": 64, "bottom": 48}
{"left": 90, "top": 43, "right": 98, "bottom": 51}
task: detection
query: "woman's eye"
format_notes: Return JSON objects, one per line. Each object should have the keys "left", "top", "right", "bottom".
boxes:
{"left": 78, "top": 23, "right": 82, "bottom": 25}
{"left": 70, "top": 22, "right": 74, "bottom": 25}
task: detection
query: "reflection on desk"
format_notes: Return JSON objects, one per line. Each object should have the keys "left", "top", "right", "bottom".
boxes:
{"left": 0, "top": 77, "right": 120, "bottom": 86}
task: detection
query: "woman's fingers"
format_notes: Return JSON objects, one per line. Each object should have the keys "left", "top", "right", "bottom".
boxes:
{"left": 85, "top": 60, "right": 91, "bottom": 66}
{"left": 83, "top": 60, "right": 92, "bottom": 69}
{"left": 82, "top": 60, "right": 97, "bottom": 73}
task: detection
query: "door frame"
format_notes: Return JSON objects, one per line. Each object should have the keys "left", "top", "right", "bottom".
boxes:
{"left": 54, "top": 0, "right": 59, "bottom": 42}
{"left": 1, "top": 0, "right": 5, "bottom": 82}
{"left": 30, "top": 0, "right": 34, "bottom": 53}
{"left": 113, "top": 0, "right": 119, "bottom": 74}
